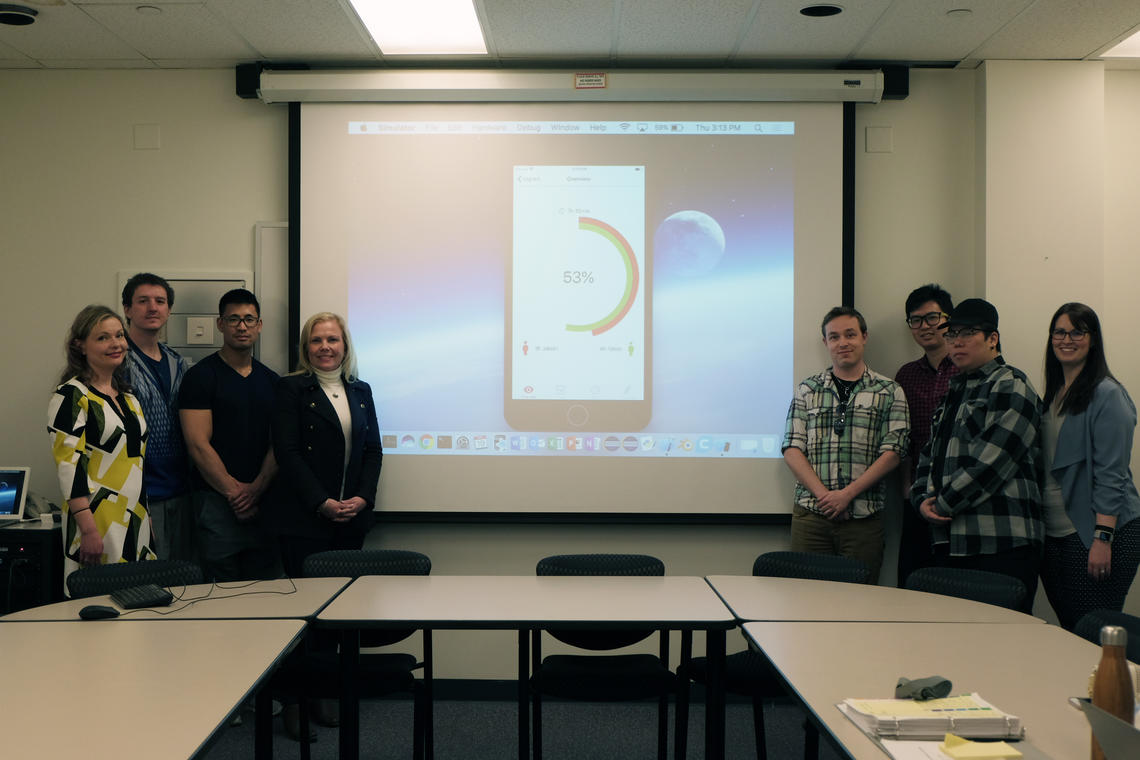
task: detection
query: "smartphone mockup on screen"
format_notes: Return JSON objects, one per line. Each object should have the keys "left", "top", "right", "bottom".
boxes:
{"left": 506, "top": 165, "right": 652, "bottom": 432}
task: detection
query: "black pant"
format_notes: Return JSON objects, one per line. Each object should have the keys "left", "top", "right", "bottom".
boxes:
{"left": 1040, "top": 520, "right": 1140, "bottom": 631}
{"left": 932, "top": 543, "right": 1041, "bottom": 615}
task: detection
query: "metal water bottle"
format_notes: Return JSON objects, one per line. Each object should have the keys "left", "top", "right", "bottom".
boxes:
{"left": 1091, "top": 625, "right": 1134, "bottom": 760}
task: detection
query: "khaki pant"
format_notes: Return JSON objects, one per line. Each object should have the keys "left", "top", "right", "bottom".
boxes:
{"left": 790, "top": 506, "right": 884, "bottom": 583}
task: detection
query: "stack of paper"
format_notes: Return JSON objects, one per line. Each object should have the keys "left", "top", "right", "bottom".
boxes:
{"left": 837, "top": 693, "right": 1023, "bottom": 741}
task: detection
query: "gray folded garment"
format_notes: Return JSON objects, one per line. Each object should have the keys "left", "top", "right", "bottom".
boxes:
{"left": 895, "top": 676, "right": 952, "bottom": 700}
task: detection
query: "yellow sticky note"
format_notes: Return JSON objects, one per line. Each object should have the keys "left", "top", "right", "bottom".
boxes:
{"left": 939, "top": 733, "right": 1022, "bottom": 759}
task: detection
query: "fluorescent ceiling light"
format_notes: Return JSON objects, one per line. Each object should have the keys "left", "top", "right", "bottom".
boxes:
{"left": 1102, "top": 27, "right": 1140, "bottom": 58}
{"left": 349, "top": 0, "right": 487, "bottom": 55}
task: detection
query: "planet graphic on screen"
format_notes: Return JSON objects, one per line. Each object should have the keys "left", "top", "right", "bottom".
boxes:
{"left": 653, "top": 210, "right": 726, "bottom": 276}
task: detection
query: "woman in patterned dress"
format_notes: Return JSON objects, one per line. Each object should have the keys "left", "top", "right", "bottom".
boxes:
{"left": 48, "top": 305, "right": 154, "bottom": 585}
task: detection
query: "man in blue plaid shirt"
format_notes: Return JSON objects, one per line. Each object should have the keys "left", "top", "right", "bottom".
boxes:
{"left": 783, "top": 306, "right": 910, "bottom": 583}
{"left": 912, "top": 298, "right": 1044, "bottom": 612}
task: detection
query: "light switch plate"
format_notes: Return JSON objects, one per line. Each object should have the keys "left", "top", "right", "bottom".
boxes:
{"left": 186, "top": 317, "right": 214, "bottom": 345}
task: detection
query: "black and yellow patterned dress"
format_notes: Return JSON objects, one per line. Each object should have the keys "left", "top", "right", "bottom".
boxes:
{"left": 48, "top": 377, "right": 155, "bottom": 582}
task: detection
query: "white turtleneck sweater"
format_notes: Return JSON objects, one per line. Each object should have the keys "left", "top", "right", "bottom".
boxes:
{"left": 314, "top": 367, "right": 352, "bottom": 498}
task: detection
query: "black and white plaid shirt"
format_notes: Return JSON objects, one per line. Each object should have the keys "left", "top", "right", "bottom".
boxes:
{"left": 912, "top": 357, "right": 1045, "bottom": 556}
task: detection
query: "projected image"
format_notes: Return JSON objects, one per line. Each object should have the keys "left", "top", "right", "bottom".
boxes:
{"left": 333, "top": 119, "right": 794, "bottom": 459}
{"left": 509, "top": 165, "right": 649, "bottom": 432}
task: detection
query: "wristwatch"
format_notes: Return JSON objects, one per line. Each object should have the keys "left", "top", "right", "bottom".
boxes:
{"left": 1093, "top": 528, "right": 1114, "bottom": 544}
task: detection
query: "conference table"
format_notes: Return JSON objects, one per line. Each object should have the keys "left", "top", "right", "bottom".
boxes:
{"left": 742, "top": 620, "right": 1100, "bottom": 759}
{"left": 705, "top": 575, "right": 1044, "bottom": 624}
{"left": 317, "top": 574, "right": 737, "bottom": 760}
{"left": 1, "top": 618, "right": 305, "bottom": 759}
{"left": 0, "top": 577, "right": 351, "bottom": 622}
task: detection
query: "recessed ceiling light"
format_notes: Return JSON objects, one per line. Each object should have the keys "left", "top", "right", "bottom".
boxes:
{"left": 800, "top": 4, "right": 843, "bottom": 18}
{"left": 136, "top": 5, "right": 162, "bottom": 15}
{"left": 946, "top": 8, "right": 973, "bottom": 18}
{"left": 0, "top": 3, "right": 37, "bottom": 25}
{"left": 348, "top": 0, "right": 487, "bottom": 55}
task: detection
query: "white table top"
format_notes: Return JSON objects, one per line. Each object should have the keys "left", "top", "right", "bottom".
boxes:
{"left": 318, "top": 574, "right": 737, "bottom": 630}
{"left": 742, "top": 621, "right": 1097, "bottom": 760}
{"left": 0, "top": 577, "right": 350, "bottom": 622}
{"left": 707, "top": 575, "right": 1044, "bottom": 624}
{"left": 3, "top": 618, "right": 305, "bottom": 759}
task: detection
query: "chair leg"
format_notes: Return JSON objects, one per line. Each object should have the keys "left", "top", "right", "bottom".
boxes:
{"left": 658, "top": 692, "right": 669, "bottom": 760}
{"left": 751, "top": 696, "right": 767, "bottom": 760}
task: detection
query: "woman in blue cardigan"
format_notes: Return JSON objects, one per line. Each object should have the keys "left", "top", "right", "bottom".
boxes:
{"left": 1040, "top": 303, "right": 1140, "bottom": 630}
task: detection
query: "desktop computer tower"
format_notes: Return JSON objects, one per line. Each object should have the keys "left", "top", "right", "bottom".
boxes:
{"left": 0, "top": 521, "right": 63, "bottom": 614}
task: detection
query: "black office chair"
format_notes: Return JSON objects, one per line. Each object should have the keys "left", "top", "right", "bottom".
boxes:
{"left": 1075, "top": 609, "right": 1140, "bottom": 663}
{"left": 66, "top": 559, "right": 202, "bottom": 599}
{"left": 531, "top": 553, "right": 688, "bottom": 760}
{"left": 687, "top": 551, "right": 871, "bottom": 760}
{"left": 263, "top": 549, "right": 432, "bottom": 760}
{"left": 905, "top": 567, "right": 1027, "bottom": 611}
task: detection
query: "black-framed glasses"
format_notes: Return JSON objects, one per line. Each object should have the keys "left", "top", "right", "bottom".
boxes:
{"left": 222, "top": 315, "right": 260, "bottom": 328}
{"left": 906, "top": 311, "right": 949, "bottom": 328}
{"left": 943, "top": 327, "right": 983, "bottom": 341}
{"left": 833, "top": 406, "right": 847, "bottom": 437}
{"left": 1051, "top": 328, "right": 1088, "bottom": 342}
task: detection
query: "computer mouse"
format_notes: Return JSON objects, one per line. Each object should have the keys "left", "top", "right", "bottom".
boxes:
{"left": 78, "top": 604, "right": 120, "bottom": 620}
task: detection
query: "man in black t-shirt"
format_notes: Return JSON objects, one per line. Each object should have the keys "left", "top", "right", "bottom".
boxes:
{"left": 179, "top": 289, "right": 280, "bottom": 581}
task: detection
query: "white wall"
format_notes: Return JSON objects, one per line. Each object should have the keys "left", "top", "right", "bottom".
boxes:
{"left": 2, "top": 67, "right": 1138, "bottom": 678}
{"left": 1, "top": 69, "right": 288, "bottom": 495}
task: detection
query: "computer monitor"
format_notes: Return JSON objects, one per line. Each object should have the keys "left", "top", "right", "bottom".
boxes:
{"left": 0, "top": 467, "right": 30, "bottom": 521}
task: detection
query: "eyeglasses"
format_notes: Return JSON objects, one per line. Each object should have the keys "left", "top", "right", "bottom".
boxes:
{"left": 905, "top": 311, "right": 949, "bottom": 328}
{"left": 1051, "top": 328, "right": 1088, "bottom": 342}
{"left": 222, "top": 315, "right": 260, "bottom": 328}
{"left": 834, "top": 406, "right": 846, "bottom": 437}
{"left": 943, "top": 327, "right": 983, "bottom": 341}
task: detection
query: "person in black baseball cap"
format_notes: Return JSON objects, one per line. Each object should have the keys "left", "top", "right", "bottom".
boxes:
{"left": 911, "top": 296, "right": 1045, "bottom": 613}
{"left": 942, "top": 298, "right": 1001, "bottom": 372}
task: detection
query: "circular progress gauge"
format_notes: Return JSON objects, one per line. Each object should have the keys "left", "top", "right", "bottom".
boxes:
{"left": 564, "top": 216, "right": 639, "bottom": 336}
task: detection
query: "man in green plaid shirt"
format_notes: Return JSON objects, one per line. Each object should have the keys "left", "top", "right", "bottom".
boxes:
{"left": 782, "top": 306, "right": 910, "bottom": 583}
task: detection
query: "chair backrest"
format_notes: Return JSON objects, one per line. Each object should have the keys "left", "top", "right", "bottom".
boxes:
{"left": 752, "top": 551, "right": 871, "bottom": 584}
{"left": 904, "top": 566, "right": 1026, "bottom": 610}
{"left": 66, "top": 559, "right": 203, "bottom": 599}
{"left": 303, "top": 549, "right": 431, "bottom": 648}
{"left": 1075, "top": 609, "right": 1140, "bottom": 663}
{"left": 302, "top": 549, "right": 431, "bottom": 578}
{"left": 537, "top": 553, "right": 664, "bottom": 650}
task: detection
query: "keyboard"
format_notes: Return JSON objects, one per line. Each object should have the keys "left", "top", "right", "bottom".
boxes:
{"left": 110, "top": 584, "right": 174, "bottom": 609}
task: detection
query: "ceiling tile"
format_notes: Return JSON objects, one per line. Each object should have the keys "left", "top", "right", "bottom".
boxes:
{"left": 0, "top": 39, "right": 39, "bottom": 66}
{"left": 36, "top": 58, "right": 158, "bottom": 69}
{"left": 480, "top": 0, "right": 615, "bottom": 58}
{"left": 0, "top": 3, "right": 147, "bottom": 61}
{"left": 80, "top": 2, "right": 258, "bottom": 60}
{"left": 617, "top": 0, "right": 752, "bottom": 57}
{"left": 736, "top": 0, "right": 893, "bottom": 61}
{"left": 970, "top": 0, "right": 1140, "bottom": 60}
{"left": 856, "top": 0, "right": 1030, "bottom": 62}
{"left": 206, "top": 0, "right": 378, "bottom": 60}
